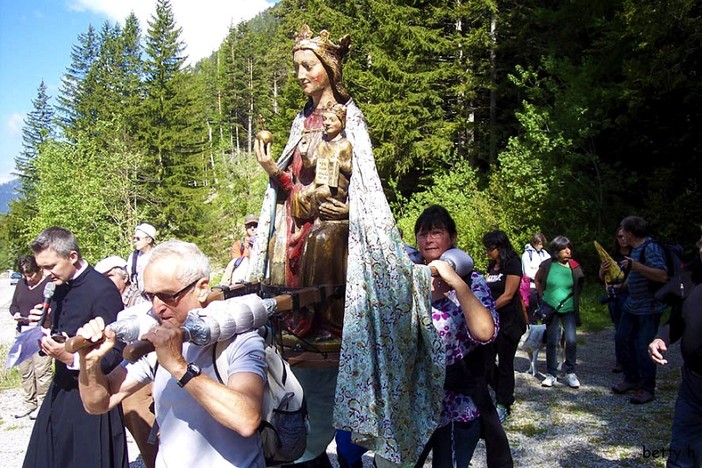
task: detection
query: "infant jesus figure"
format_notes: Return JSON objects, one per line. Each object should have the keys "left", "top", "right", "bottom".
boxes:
{"left": 298, "top": 102, "right": 352, "bottom": 215}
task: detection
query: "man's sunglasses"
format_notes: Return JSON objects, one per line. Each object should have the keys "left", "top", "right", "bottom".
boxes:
{"left": 144, "top": 278, "right": 201, "bottom": 304}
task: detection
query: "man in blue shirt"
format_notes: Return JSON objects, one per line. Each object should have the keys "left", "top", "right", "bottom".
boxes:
{"left": 611, "top": 216, "right": 668, "bottom": 404}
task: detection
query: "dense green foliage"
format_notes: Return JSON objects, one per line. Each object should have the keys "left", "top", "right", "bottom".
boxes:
{"left": 1, "top": 0, "right": 700, "bottom": 274}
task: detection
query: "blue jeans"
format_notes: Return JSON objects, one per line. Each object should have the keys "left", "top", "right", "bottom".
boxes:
{"left": 546, "top": 311, "right": 577, "bottom": 376}
{"left": 608, "top": 292, "right": 627, "bottom": 365}
{"left": 416, "top": 419, "right": 481, "bottom": 468}
{"left": 615, "top": 311, "right": 661, "bottom": 393}
{"left": 335, "top": 430, "right": 367, "bottom": 466}
{"left": 668, "top": 366, "right": 702, "bottom": 467}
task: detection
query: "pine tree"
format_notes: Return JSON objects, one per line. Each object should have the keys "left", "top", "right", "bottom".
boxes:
{"left": 14, "top": 80, "right": 55, "bottom": 197}
{"left": 139, "top": 0, "right": 208, "bottom": 241}
{"left": 56, "top": 25, "right": 101, "bottom": 139}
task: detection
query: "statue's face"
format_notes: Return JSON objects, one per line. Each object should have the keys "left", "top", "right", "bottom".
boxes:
{"left": 293, "top": 49, "right": 330, "bottom": 98}
{"left": 322, "top": 112, "right": 342, "bottom": 138}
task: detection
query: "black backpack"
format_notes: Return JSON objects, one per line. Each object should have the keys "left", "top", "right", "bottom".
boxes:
{"left": 639, "top": 239, "right": 686, "bottom": 305}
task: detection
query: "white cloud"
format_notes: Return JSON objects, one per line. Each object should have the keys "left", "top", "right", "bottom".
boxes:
{"left": 69, "top": 0, "right": 274, "bottom": 62}
{"left": 0, "top": 173, "right": 18, "bottom": 184}
{"left": 0, "top": 114, "right": 24, "bottom": 183}
{"left": 4, "top": 113, "right": 25, "bottom": 138}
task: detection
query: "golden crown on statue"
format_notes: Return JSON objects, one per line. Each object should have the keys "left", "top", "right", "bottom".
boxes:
{"left": 293, "top": 24, "right": 350, "bottom": 61}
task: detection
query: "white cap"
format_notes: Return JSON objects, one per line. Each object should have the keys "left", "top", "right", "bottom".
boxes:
{"left": 135, "top": 223, "right": 157, "bottom": 240}
{"left": 95, "top": 256, "right": 127, "bottom": 274}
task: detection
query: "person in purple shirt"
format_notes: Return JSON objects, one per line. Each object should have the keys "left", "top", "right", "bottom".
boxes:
{"left": 413, "top": 205, "right": 499, "bottom": 467}
{"left": 9, "top": 255, "right": 52, "bottom": 419}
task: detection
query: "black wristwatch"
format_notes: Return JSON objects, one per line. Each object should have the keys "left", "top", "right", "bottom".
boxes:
{"left": 177, "top": 363, "right": 201, "bottom": 388}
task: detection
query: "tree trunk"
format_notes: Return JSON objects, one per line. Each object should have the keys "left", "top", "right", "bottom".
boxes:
{"left": 489, "top": 13, "right": 497, "bottom": 165}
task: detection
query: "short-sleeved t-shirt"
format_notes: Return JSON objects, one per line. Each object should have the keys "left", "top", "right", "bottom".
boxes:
{"left": 125, "top": 331, "right": 267, "bottom": 468}
{"left": 625, "top": 238, "right": 667, "bottom": 314}
{"left": 485, "top": 256, "right": 523, "bottom": 319}
{"left": 543, "top": 262, "right": 575, "bottom": 313}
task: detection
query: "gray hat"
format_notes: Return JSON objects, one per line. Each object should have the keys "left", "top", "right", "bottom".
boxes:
{"left": 95, "top": 256, "right": 127, "bottom": 274}
{"left": 244, "top": 214, "right": 258, "bottom": 226}
{"left": 135, "top": 223, "right": 156, "bottom": 240}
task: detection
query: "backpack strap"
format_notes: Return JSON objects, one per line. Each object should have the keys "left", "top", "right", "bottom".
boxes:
{"left": 639, "top": 239, "right": 653, "bottom": 266}
{"left": 146, "top": 359, "right": 160, "bottom": 445}
{"left": 212, "top": 338, "right": 234, "bottom": 384}
{"left": 130, "top": 250, "right": 139, "bottom": 285}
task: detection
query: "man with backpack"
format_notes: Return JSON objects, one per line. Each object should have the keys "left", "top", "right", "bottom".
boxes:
{"left": 127, "top": 223, "right": 157, "bottom": 291}
{"left": 611, "top": 216, "right": 668, "bottom": 404}
{"left": 76, "top": 240, "right": 267, "bottom": 467}
{"left": 222, "top": 215, "right": 258, "bottom": 287}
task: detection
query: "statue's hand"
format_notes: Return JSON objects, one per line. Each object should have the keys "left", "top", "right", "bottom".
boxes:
{"left": 298, "top": 136, "right": 309, "bottom": 156}
{"left": 254, "top": 138, "right": 278, "bottom": 176}
{"left": 319, "top": 198, "right": 349, "bottom": 220}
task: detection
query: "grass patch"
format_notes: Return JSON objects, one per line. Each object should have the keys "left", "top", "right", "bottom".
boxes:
{"left": 578, "top": 282, "right": 615, "bottom": 332}
{"left": 510, "top": 421, "right": 547, "bottom": 437}
{"left": 0, "top": 344, "right": 22, "bottom": 391}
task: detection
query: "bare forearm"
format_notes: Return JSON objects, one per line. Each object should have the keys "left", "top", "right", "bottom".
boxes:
{"left": 495, "top": 274, "right": 520, "bottom": 309}
{"left": 634, "top": 262, "right": 667, "bottom": 283}
{"left": 78, "top": 356, "right": 114, "bottom": 413}
{"left": 455, "top": 283, "right": 495, "bottom": 342}
{"left": 182, "top": 373, "right": 262, "bottom": 437}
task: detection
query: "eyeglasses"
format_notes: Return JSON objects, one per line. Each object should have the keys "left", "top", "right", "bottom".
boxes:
{"left": 417, "top": 229, "right": 447, "bottom": 240}
{"left": 144, "top": 278, "right": 201, "bottom": 305}
{"left": 484, "top": 245, "right": 497, "bottom": 252}
{"left": 246, "top": 224, "right": 258, "bottom": 229}
{"left": 133, "top": 236, "right": 143, "bottom": 241}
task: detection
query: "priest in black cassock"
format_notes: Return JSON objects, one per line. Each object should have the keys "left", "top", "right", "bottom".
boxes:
{"left": 23, "top": 227, "right": 128, "bottom": 468}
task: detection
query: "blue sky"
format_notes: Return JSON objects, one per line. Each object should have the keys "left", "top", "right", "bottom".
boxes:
{"left": 0, "top": 0, "right": 275, "bottom": 184}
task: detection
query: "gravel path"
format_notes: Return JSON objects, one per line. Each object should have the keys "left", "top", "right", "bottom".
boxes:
{"left": 0, "top": 281, "right": 681, "bottom": 467}
{"left": 490, "top": 328, "right": 681, "bottom": 468}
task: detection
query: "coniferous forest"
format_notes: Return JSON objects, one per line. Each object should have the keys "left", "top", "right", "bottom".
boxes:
{"left": 1, "top": 0, "right": 700, "bottom": 272}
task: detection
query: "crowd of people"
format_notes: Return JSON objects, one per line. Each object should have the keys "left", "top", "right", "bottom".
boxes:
{"left": 7, "top": 21, "right": 700, "bottom": 468}
{"left": 12, "top": 215, "right": 701, "bottom": 468}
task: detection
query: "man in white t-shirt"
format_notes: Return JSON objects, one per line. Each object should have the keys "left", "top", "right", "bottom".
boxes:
{"left": 77, "top": 240, "right": 267, "bottom": 467}
{"left": 126, "top": 223, "right": 157, "bottom": 291}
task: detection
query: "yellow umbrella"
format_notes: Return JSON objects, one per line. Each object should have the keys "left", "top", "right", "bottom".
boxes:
{"left": 594, "top": 240, "right": 625, "bottom": 284}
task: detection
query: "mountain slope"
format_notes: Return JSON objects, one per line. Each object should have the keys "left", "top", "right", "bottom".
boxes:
{"left": 0, "top": 179, "right": 19, "bottom": 214}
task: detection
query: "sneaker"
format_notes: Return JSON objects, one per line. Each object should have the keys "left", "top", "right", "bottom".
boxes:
{"left": 14, "top": 408, "right": 33, "bottom": 419}
{"left": 565, "top": 373, "right": 581, "bottom": 388}
{"left": 29, "top": 407, "right": 40, "bottom": 420}
{"left": 496, "top": 403, "right": 509, "bottom": 423}
{"left": 611, "top": 380, "right": 638, "bottom": 394}
{"left": 630, "top": 389, "right": 655, "bottom": 405}
{"left": 541, "top": 374, "right": 557, "bottom": 387}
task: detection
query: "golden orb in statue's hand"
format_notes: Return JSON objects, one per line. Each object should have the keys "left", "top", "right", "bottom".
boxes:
{"left": 256, "top": 130, "right": 273, "bottom": 145}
